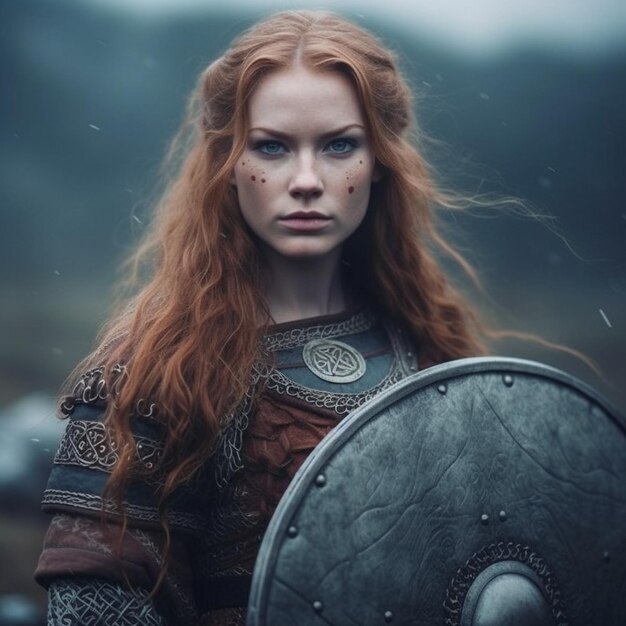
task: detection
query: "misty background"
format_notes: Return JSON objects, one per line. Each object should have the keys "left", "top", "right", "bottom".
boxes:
{"left": 1, "top": 0, "right": 625, "bottom": 620}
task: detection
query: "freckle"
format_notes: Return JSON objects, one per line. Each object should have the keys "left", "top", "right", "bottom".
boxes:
{"left": 251, "top": 175, "right": 256, "bottom": 181}
{"left": 242, "top": 161, "right": 245, "bottom": 166}
{"left": 261, "top": 178, "right": 266, "bottom": 183}
{"left": 359, "top": 160, "right": 363, "bottom": 164}
{"left": 348, "top": 186, "right": 355, "bottom": 194}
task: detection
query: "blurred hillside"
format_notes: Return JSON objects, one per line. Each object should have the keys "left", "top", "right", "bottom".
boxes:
{"left": 1, "top": 0, "right": 625, "bottom": 412}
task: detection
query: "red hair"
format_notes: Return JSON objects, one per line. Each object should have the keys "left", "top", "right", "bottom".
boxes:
{"left": 68, "top": 9, "right": 490, "bottom": 554}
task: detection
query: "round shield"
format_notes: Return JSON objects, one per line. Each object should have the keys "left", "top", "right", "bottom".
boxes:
{"left": 247, "top": 357, "right": 626, "bottom": 626}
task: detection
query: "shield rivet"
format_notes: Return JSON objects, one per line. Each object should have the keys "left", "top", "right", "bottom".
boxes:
{"left": 503, "top": 374, "right": 514, "bottom": 387}
{"left": 315, "top": 474, "right": 326, "bottom": 487}
{"left": 498, "top": 510, "right": 507, "bottom": 522}
{"left": 480, "top": 513, "right": 490, "bottom": 525}
{"left": 312, "top": 600, "right": 323, "bottom": 613}
{"left": 287, "top": 526, "right": 298, "bottom": 538}
{"left": 603, "top": 550, "right": 610, "bottom": 562}
{"left": 384, "top": 610, "right": 394, "bottom": 623}
{"left": 437, "top": 384, "right": 447, "bottom": 395}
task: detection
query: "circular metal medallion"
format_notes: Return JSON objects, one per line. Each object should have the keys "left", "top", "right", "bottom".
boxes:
{"left": 302, "top": 339, "right": 366, "bottom": 384}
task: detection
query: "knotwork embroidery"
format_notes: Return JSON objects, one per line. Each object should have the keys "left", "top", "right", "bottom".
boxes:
{"left": 47, "top": 577, "right": 165, "bottom": 626}
{"left": 302, "top": 339, "right": 366, "bottom": 384}
{"left": 54, "top": 420, "right": 162, "bottom": 471}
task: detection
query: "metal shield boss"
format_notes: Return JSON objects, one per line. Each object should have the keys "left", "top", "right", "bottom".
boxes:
{"left": 247, "top": 357, "right": 626, "bottom": 626}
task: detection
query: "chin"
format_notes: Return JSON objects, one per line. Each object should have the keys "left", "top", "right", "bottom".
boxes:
{"left": 281, "top": 250, "right": 333, "bottom": 261}
{"left": 272, "top": 241, "right": 337, "bottom": 260}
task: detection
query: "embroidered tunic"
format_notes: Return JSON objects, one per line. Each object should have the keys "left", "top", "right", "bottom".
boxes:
{"left": 36, "top": 306, "right": 421, "bottom": 625}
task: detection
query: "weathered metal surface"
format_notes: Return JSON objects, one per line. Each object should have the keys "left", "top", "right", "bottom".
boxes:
{"left": 248, "top": 357, "right": 626, "bottom": 626}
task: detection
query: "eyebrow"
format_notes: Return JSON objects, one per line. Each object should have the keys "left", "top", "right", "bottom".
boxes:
{"left": 248, "top": 124, "right": 366, "bottom": 140}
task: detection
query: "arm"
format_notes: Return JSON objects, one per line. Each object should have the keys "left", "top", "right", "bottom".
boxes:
{"left": 36, "top": 392, "right": 206, "bottom": 624}
{"left": 37, "top": 377, "right": 209, "bottom": 625}
{"left": 47, "top": 576, "right": 166, "bottom": 626}
{"left": 36, "top": 514, "right": 198, "bottom": 625}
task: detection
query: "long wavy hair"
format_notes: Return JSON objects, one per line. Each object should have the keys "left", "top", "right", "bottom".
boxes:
{"left": 67, "top": 10, "right": 492, "bottom": 548}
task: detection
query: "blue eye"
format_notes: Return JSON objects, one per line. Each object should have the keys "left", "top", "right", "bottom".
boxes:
{"left": 326, "top": 138, "right": 357, "bottom": 155}
{"left": 255, "top": 141, "right": 286, "bottom": 156}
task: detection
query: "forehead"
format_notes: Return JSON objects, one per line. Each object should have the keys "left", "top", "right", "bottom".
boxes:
{"left": 246, "top": 66, "right": 365, "bottom": 132}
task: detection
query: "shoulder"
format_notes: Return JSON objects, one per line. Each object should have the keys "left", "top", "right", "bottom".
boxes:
{"left": 60, "top": 363, "right": 156, "bottom": 419}
{"left": 43, "top": 364, "right": 210, "bottom": 535}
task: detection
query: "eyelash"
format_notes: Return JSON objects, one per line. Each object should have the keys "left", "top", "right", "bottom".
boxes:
{"left": 327, "top": 138, "right": 359, "bottom": 155}
{"left": 252, "top": 137, "right": 359, "bottom": 157}
{"left": 253, "top": 141, "right": 285, "bottom": 156}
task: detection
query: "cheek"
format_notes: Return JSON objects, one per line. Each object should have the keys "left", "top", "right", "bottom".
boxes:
{"left": 342, "top": 159, "right": 375, "bottom": 198}
{"left": 238, "top": 157, "right": 272, "bottom": 186}
{"left": 235, "top": 166, "right": 278, "bottom": 217}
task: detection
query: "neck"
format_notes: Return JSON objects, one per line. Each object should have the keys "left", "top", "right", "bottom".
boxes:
{"left": 262, "top": 249, "right": 349, "bottom": 324}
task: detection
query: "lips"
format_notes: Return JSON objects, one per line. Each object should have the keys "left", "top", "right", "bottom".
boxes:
{"left": 281, "top": 211, "right": 330, "bottom": 220}
{"left": 279, "top": 211, "right": 332, "bottom": 232}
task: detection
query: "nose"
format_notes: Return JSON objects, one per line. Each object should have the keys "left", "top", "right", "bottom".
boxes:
{"left": 288, "top": 154, "right": 323, "bottom": 201}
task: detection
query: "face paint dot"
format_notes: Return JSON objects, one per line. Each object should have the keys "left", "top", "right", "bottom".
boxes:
{"left": 251, "top": 175, "right": 256, "bottom": 181}
{"left": 348, "top": 186, "right": 355, "bottom": 194}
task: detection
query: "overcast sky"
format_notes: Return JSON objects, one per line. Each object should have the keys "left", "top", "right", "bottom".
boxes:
{"left": 94, "top": 0, "right": 626, "bottom": 57}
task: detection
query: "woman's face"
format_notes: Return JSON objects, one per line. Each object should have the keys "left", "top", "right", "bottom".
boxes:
{"left": 231, "top": 66, "right": 380, "bottom": 266}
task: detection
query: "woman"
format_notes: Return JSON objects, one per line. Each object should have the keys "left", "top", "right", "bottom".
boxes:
{"left": 36, "top": 10, "right": 489, "bottom": 625}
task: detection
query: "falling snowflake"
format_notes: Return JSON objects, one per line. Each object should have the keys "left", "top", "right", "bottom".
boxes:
{"left": 598, "top": 309, "right": 612, "bottom": 328}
